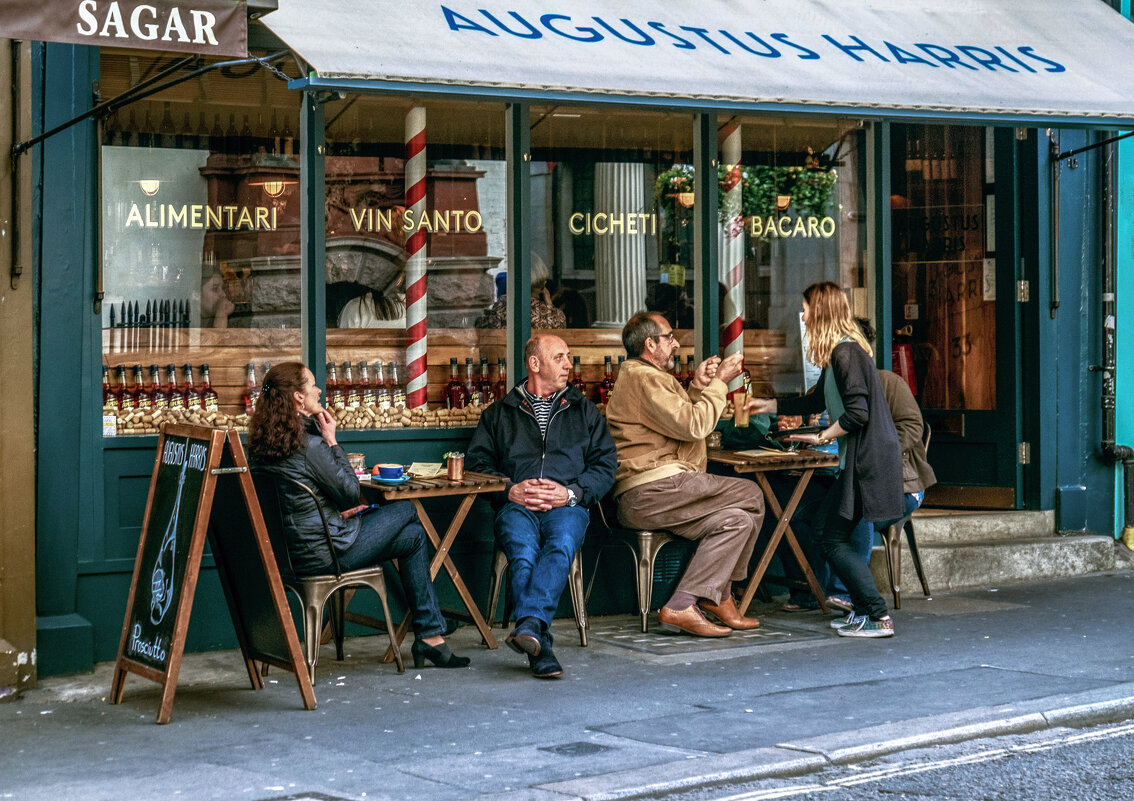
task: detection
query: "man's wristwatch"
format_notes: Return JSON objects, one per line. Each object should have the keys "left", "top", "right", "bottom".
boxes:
{"left": 566, "top": 488, "right": 578, "bottom": 507}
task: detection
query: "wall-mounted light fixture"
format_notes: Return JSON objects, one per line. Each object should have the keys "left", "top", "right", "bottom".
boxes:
{"left": 138, "top": 179, "right": 161, "bottom": 196}
{"left": 249, "top": 177, "right": 296, "bottom": 198}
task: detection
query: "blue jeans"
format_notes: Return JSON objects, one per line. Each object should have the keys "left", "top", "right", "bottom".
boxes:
{"left": 338, "top": 500, "right": 446, "bottom": 639}
{"left": 495, "top": 503, "right": 589, "bottom": 628}
{"left": 827, "top": 491, "right": 923, "bottom": 597}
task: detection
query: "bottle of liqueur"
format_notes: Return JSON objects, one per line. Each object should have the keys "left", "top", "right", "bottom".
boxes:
{"left": 150, "top": 365, "right": 168, "bottom": 411}
{"left": 358, "top": 361, "right": 377, "bottom": 408}
{"left": 115, "top": 365, "right": 136, "bottom": 412}
{"left": 242, "top": 363, "right": 260, "bottom": 416}
{"left": 183, "top": 364, "right": 202, "bottom": 411}
{"left": 326, "top": 362, "right": 344, "bottom": 409}
{"left": 388, "top": 361, "right": 406, "bottom": 409}
{"left": 597, "top": 356, "right": 615, "bottom": 404}
{"left": 683, "top": 354, "right": 695, "bottom": 388}
{"left": 478, "top": 356, "right": 493, "bottom": 404}
{"left": 571, "top": 356, "right": 587, "bottom": 395}
{"left": 464, "top": 357, "right": 482, "bottom": 407}
{"left": 166, "top": 364, "right": 186, "bottom": 412}
{"left": 132, "top": 364, "right": 152, "bottom": 410}
{"left": 199, "top": 364, "right": 219, "bottom": 412}
{"left": 373, "top": 361, "right": 391, "bottom": 409}
{"left": 342, "top": 361, "right": 361, "bottom": 408}
{"left": 445, "top": 358, "right": 465, "bottom": 409}
{"left": 102, "top": 366, "right": 119, "bottom": 436}
{"left": 494, "top": 358, "right": 508, "bottom": 401}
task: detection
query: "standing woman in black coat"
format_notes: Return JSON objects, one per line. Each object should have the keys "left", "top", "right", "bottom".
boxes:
{"left": 248, "top": 362, "right": 469, "bottom": 668}
{"left": 750, "top": 282, "right": 904, "bottom": 638}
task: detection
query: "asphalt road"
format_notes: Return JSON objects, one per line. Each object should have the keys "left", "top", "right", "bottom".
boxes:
{"left": 665, "top": 721, "right": 1134, "bottom": 801}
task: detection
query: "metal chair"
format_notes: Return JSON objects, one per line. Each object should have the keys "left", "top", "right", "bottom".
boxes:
{"left": 877, "top": 423, "right": 932, "bottom": 609}
{"left": 485, "top": 547, "right": 588, "bottom": 646}
{"left": 251, "top": 470, "right": 404, "bottom": 682}
{"left": 594, "top": 498, "right": 694, "bottom": 633}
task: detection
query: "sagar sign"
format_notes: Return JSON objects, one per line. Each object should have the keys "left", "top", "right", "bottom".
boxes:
{"left": 0, "top": 0, "right": 248, "bottom": 57}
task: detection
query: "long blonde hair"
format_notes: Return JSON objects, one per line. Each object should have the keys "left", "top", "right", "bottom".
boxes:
{"left": 803, "top": 282, "right": 873, "bottom": 367}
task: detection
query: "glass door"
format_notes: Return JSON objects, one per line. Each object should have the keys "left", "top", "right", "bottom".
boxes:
{"left": 890, "top": 124, "right": 1018, "bottom": 508}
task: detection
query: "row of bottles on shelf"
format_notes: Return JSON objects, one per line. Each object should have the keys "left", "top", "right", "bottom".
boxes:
{"left": 326, "top": 361, "right": 409, "bottom": 411}
{"left": 443, "top": 357, "right": 509, "bottom": 409}
{"left": 567, "top": 355, "right": 625, "bottom": 405}
{"left": 903, "top": 137, "right": 963, "bottom": 181}
{"left": 104, "top": 103, "right": 298, "bottom": 157}
{"left": 102, "top": 363, "right": 229, "bottom": 415}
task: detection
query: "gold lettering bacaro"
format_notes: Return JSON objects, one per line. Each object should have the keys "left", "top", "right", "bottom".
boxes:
{"left": 748, "top": 215, "right": 836, "bottom": 238}
{"left": 569, "top": 212, "right": 658, "bottom": 236}
{"left": 349, "top": 208, "right": 484, "bottom": 234}
{"left": 124, "top": 203, "right": 278, "bottom": 230}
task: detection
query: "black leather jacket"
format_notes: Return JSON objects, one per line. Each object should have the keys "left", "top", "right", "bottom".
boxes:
{"left": 251, "top": 416, "right": 361, "bottom": 574}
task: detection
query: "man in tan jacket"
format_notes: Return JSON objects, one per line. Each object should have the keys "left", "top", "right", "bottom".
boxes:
{"left": 606, "top": 312, "right": 765, "bottom": 637}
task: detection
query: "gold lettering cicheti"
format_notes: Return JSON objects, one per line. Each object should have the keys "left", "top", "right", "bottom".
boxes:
{"left": 124, "top": 203, "right": 278, "bottom": 230}
{"left": 569, "top": 212, "right": 657, "bottom": 236}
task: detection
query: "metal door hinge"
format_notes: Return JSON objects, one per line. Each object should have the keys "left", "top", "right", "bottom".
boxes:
{"left": 1018, "top": 442, "right": 1032, "bottom": 465}
{"left": 1016, "top": 280, "right": 1030, "bottom": 302}
{"left": 1015, "top": 127, "right": 1029, "bottom": 141}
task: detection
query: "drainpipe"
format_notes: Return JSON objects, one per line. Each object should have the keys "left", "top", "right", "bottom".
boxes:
{"left": 1091, "top": 139, "right": 1134, "bottom": 545}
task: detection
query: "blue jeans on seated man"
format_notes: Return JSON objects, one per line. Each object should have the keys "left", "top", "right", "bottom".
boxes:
{"left": 825, "top": 491, "right": 924, "bottom": 599}
{"left": 495, "top": 503, "right": 590, "bottom": 629}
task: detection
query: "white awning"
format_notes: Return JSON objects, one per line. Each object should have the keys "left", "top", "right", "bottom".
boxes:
{"left": 262, "top": 0, "right": 1134, "bottom": 125}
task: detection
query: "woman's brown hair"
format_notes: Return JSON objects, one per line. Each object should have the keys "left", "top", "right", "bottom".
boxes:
{"left": 802, "top": 281, "right": 873, "bottom": 367}
{"left": 248, "top": 362, "right": 307, "bottom": 462}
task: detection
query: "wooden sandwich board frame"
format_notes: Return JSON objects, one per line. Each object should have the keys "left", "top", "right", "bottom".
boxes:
{"left": 109, "top": 423, "right": 316, "bottom": 723}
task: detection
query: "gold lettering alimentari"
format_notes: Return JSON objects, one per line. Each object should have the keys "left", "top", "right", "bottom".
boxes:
{"left": 124, "top": 202, "right": 278, "bottom": 230}
{"left": 569, "top": 212, "right": 658, "bottom": 236}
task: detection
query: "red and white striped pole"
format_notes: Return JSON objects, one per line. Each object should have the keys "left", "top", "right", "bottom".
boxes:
{"left": 404, "top": 106, "right": 428, "bottom": 409}
{"left": 720, "top": 122, "right": 745, "bottom": 392}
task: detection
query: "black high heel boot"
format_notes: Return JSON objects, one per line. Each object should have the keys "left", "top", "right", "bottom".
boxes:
{"left": 411, "top": 640, "right": 471, "bottom": 669}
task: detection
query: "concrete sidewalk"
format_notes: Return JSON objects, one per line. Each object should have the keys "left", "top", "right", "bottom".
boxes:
{"left": 4, "top": 567, "right": 1133, "bottom": 801}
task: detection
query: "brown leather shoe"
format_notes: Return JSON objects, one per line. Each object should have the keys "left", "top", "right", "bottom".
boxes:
{"left": 698, "top": 597, "right": 761, "bottom": 630}
{"left": 658, "top": 605, "right": 732, "bottom": 637}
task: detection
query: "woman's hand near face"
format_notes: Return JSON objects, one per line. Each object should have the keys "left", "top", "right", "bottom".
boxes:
{"left": 312, "top": 405, "right": 338, "bottom": 446}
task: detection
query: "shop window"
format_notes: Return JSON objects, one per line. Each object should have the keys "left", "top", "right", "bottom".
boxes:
{"left": 326, "top": 97, "right": 507, "bottom": 430}
{"left": 527, "top": 106, "right": 696, "bottom": 404}
{"left": 717, "top": 115, "right": 867, "bottom": 395}
{"left": 99, "top": 51, "right": 302, "bottom": 436}
{"left": 891, "top": 125, "right": 995, "bottom": 414}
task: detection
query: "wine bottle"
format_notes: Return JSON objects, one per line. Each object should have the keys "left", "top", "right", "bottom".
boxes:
{"left": 464, "top": 357, "right": 481, "bottom": 407}
{"left": 358, "top": 361, "right": 376, "bottom": 407}
{"left": 326, "top": 362, "right": 344, "bottom": 409}
{"left": 183, "top": 364, "right": 201, "bottom": 411}
{"left": 166, "top": 365, "right": 186, "bottom": 412}
{"left": 242, "top": 363, "right": 259, "bottom": 415}
{"left": 571, "top": 355, "right": 587, "bottom": 395}
{"left": 388, "top": 361, "right": 405, "bottom": 409}
{"left": 150, "top": 365, "right": 168, "bottom": 411}
{"left": 598, "top": 356, "right": 615, "bottom": 404}
{"left": 199, "top": 364, "right": 219, "bottom": 412}
{"left": 372, "top": 361, "right": 391, "bottom": 409}
{"left": 445, "top": 358, "right": 465, "bottom": 409}
{"left": 494, "top": 358, "right": 508, "bottom": 401}
{"left": 133, "top": 364, "right": 152, "bottom": 410}
{"left": 342, "top": 361, "right": 360, "bottom": 408}
{"left": 116, "top": 365, "right": 136, "bottom": 412}
{"left": 479, "top": 356, "right": 493, "bottom": 404}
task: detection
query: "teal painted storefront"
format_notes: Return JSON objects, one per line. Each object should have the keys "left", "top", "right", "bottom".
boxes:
{"left": 28, "top": 25, "right": 1134, "bottom": 675}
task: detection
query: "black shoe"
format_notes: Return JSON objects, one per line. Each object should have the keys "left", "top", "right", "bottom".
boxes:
{"left": 506, "top": 616, "right": 542, "bottom": 657}
{"left": 528, "top": 636, "right": 563, "bottom": 679}
{"left": 410, "top": 639, "right": 471, "bottom": 669}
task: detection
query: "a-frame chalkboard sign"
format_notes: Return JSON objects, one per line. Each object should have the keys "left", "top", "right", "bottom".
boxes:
{"left": 110, "top": 423, "right": 316, "bottom": 723}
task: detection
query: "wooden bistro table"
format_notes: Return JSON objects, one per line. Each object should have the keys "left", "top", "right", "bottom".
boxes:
{"left": 359, "top": 470, "right": 508, "bottom": 652}
{"left": 708, "top": 447, "right": 840, "bottom": 616}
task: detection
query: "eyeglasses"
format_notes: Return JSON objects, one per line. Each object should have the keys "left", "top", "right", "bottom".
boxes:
{"left": 651, "top": 330, "right": 676, "bottom": 343}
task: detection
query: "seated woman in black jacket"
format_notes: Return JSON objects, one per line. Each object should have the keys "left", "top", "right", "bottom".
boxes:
{"left": 248, "top": 362, "right": 468, "bottom": 669}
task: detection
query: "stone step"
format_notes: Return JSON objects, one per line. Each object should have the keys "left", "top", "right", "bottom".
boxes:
{"left": 868, "top": 533, "right": 1121, "bottom": 595}
{"left": 908, "top": 509, "right": 1055, "bottom": 545}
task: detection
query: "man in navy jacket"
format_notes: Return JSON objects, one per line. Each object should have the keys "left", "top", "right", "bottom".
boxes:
{"left": 467, "top": 334, "right": 616, "bottom": 678}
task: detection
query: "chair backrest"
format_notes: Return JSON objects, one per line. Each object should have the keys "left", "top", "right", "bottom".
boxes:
{"left": 251, "top": 469, "right": 343, "bottom": 581}
{"left": 922, "top": 421, "right": 932, "bottom": 454}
